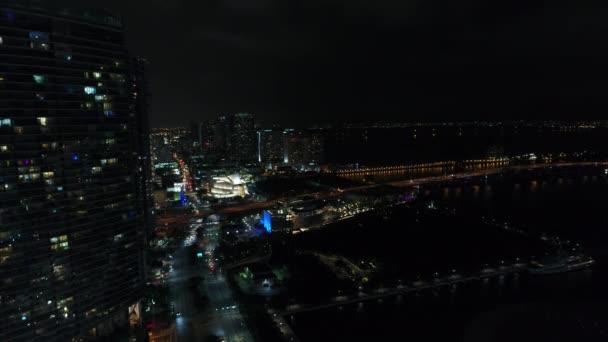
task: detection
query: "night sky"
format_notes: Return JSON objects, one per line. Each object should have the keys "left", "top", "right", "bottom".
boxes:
{"left": 60, "top": 0, "right": 608, "bottom": 127}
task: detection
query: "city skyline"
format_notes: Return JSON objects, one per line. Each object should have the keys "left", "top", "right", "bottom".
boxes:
{"left": 2, "top": 2, "right": 608, "bottom": 342}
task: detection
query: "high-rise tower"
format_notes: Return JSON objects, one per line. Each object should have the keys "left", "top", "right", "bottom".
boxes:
{"left": 0, "top": 2, "right": 148, "bottom": 340}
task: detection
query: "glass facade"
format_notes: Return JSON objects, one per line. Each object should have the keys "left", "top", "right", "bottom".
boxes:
{"left": 0, "top": 4, "right": 146, "bottom": 341}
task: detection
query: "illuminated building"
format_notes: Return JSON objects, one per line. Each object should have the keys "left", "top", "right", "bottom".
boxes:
{"left": 260, "top": 210, "right": 272, "bottom": 233}
{"left": 209, "top": 173, "right": 250, "bottom": 198}
{"left": 289, "top": 200, "right": 334, "bottom": 230}
{"left": 259, "top": 209, "right": 293, "bottom": 233}
{"left": 0, "top": 3, "right": 147, "bottom": 340}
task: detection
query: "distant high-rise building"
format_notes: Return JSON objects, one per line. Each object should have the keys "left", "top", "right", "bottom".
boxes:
{"left": 0, "top": 3, "right": 147, "bottom": 340}
{"left": 199, "top": 120, "right": 215, "bottom": 153}
{"left": 190, "top": 121, "right": 202, "bottom": 149}
{"left": 309, "top": 129, "right": 326, "bottom": 164}
{"left": 258, "top": 128, "right": 285, "bottom": 166}
{"left": 226, "top": 113, "right": 256, "bottom": 164}
{"left": 196, "top": 113, "right": 256, "bottom": 164}
{"left": 283, "top": 129, "right": 311, "bottom": 166}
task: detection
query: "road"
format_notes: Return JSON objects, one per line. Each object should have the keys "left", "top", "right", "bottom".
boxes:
{"left": 167, "top": 221, "right": 254, "bottom": 342}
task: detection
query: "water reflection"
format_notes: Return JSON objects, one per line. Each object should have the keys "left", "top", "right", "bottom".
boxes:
{"left": 291, "top": 167, "right": 608, "bottom": 342}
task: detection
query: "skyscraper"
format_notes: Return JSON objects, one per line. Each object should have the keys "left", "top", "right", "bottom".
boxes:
{"left": 131, "top": 57, "right": 154, "bottom": 243}
{"left": 258, "top": 128, "right": 285, "bottom": 166}
{"left": 283, "top": 129, "right": 310, "bottom": 166}
{"left": 309, "top": 129, "right": 325, "bottom": 165}
{"left": 196, "top": 113, "right": 257, "bottom": 164}
{"left": 200, "top": 119, "right": 220, "bottom": 159}
{"left": 0, "top": 3, "right": 148, "bottom": 340}
{"left": 226, "top": 113, "right": 256, "bottom": 164}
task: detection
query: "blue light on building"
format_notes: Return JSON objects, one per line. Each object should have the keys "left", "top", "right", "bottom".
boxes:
{"left": 260, "top": 210, "right": 272, "bottom": 233}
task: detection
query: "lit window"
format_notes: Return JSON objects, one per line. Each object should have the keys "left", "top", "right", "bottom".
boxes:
{"left": 0, "top": 36, "right": 3, "bottom": 44}
{"left": 91, "top": 166, "right": 102, "bottom": 174}
{"left": 104, "top": 110, "right": 114, "bottom": 117}
{"left": 93, "top": 72, "right": 102, "bottom": 79}
{"left": 84, "top": 86, "right": 96, "bottom": 95}
{"left": 50, "top": 235, "right": 69, "bottom": 250}
{"left": 43, "top": 171, "right": 54, "bottom": 178}
{"left": 52, "top": 265, "right": 66, "bottom": 280}
{"left": 37, "top": 117, "right": 47, "bottom": 126}
{"left": 33, "top": 75, "right": 45, "bottom": 84}
{"left": 30, "top": 41, "right": 49, "bottom": 50}
{"left": 29, "top": 32, "right": 49, "bottom": 41}
{"left": 0, "top": 118, "right": 11, "bottom": 127}
{"left": 0, "top": 145, "right": 7, "bottom": 152}
{"left": 0, "top": 245, "right": 11, "bottom": 264}
{"left": 103, "top": 102, "right": 112, "bottom": 110}
{"left": 18, "top": 173, "right": 40, "bottom": 183}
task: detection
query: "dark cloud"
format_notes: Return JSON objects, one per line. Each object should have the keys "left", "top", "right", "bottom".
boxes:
{"left": 56, "top": 0, "right": 608, "bottom": 126}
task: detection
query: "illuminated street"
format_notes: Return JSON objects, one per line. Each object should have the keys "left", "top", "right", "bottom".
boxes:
{"left": 167, "top": 220, "right": 254, "bottom": 342}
